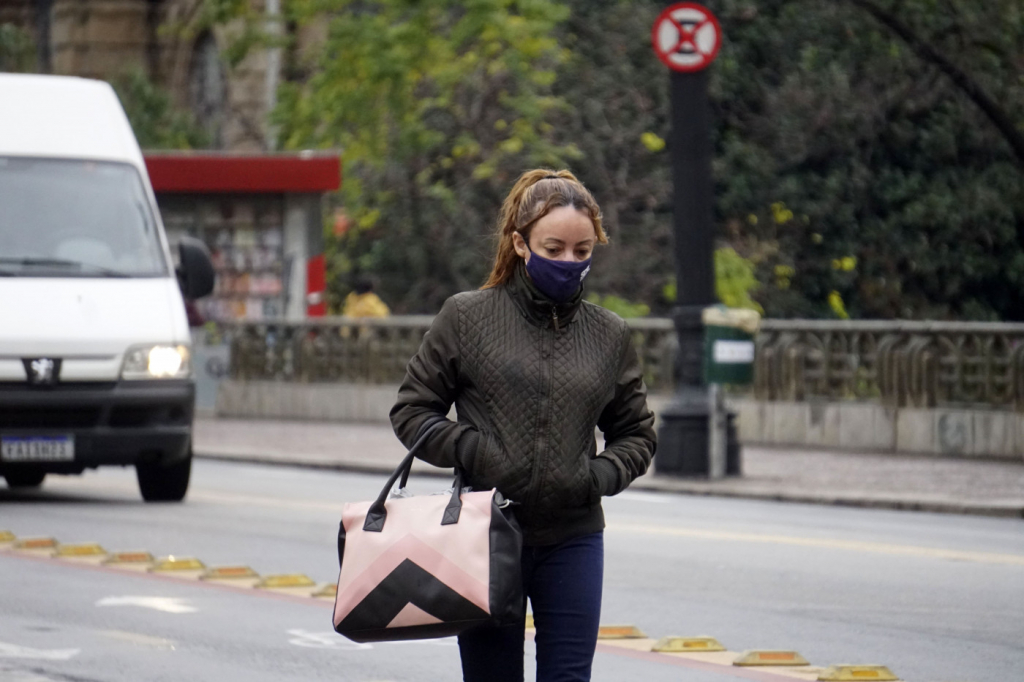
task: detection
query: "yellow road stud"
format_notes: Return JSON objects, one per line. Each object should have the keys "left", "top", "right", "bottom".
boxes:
{"left": 54, "top": 543, "right": 107, "bottom": 558}
{"left": 102, "top": 551, "right": 155, "bottom": 568}
{"left": 149, "top": 556, "right": 206, "bottom": 572}
{"left": 818, "top": 665, "right": 899, "bottom": 681}
{"left": 652, "top": 636, "right": 726, "bottom": 653}
{"left": 13, "top": 537, "right": 57, "bottom": 552}
{"left": 0, "top": 531, "right": 15, "bottom": 544}
{"left": 734, "top": 650, "right": 810, "bottom": 667}
{"left": 312, "top": 584, "right": 338, "bottom": 600}
{"left": 597, "top": 625, "right": 647, "bottom": 640}
{"left": 200, "top": 566, "right": 259, "bottom": 581}
{"left": 255, "top": 574, "right": 317, "bottom": 589}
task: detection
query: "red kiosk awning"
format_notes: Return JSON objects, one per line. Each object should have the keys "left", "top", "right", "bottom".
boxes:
{"left": 144, "top": 152, "right": 341, "bottom": 193}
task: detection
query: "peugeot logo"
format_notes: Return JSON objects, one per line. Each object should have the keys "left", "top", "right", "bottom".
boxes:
{"left": 32, "top": 358, "right": 54, "bottom": 382}
{"left": 22, "top": 358, "right": 61, "bottom": 386}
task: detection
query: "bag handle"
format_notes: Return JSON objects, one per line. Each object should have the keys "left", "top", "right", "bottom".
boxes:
{"left": 363, "top": 418, "right": 465, "bottom": 532}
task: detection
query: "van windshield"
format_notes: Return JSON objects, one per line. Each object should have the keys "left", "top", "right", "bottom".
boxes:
{"left": 0, "top": 157, "right": 168, "bottom": 277}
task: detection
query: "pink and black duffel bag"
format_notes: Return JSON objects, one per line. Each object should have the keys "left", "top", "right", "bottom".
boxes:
{"left": 333, "top": 423, "right": 524, "bottom": 643}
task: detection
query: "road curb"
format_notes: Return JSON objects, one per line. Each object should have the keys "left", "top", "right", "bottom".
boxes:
{"left": 195, "top": 449, "right": 453, "bottom": 478}
{"left": 194, "top": 450, "right": 1024, "bottom": 519}
{"left": 627, "top": 478, "right": 1024, "bottom": 518}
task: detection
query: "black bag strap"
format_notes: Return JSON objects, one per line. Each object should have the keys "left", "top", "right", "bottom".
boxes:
{"left": 441, "top": 467, "right": 464, "bottom": 526}
{"left": 363, "top": 418, "right": 464, "bottom": 532}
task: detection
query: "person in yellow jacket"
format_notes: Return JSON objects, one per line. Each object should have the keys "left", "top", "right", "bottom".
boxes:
{"left": 342, "top": 279, "right": 390, "bottom": 318}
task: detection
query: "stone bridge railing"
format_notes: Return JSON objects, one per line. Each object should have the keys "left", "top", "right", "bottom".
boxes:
{"left": 214, "top": 317, "right": 1024, "bottom": 411}
{"left": 754, "top": 320, "right": 1024, "bottom": 410}
{"left": 219, "top": 317, "right": 678, "bottom": 391}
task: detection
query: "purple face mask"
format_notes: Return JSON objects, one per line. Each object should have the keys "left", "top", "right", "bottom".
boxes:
{"left": 524, "top": 247, "right": 592, "bottom": 303}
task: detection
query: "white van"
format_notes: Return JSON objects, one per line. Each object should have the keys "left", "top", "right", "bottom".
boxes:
{"left": 0, "top": 74, "right": 214, "bottom": 501}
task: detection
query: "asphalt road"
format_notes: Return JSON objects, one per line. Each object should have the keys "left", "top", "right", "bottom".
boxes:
{"left": 1, "top": 460, "right": 1022, "bottom": 682}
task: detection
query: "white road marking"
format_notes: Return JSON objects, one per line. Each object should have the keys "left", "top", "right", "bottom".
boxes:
{"left": 378, "top": 638, "right": 458, "bottom": 647}
{"left": 0, "top": 641, "right": 80, "bottom": 660}
{"left": 95, "top": 596, "right": 197, "bottom": 613}
{"left": 286, "top": 630, "right": 458, "bottom": 650}
{"left": 98, "top": 630, "right": 176, "bottom": 650}
{"left": 287, "top": 629, "right": 372, "bottom": 650}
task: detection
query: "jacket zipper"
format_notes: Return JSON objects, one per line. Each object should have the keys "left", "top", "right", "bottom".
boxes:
{"left": 527, "top": 311, "right": 556, "bottom": 515}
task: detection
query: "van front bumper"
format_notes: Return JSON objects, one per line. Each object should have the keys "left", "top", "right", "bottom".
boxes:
{"left": 0, "top": 380, "right": 194, "bottom": 472}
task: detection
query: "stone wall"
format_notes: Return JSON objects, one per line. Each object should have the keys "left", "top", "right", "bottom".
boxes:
{"left": 4, "top": 0, "right": 277, "bottom": 151}
{"left": 0, "top": 2, "right": 35, "bottom": 30}
{"left": 50, "top": 0, "right": 150, "bottom": 78}
{"left": 217, "top": 380, "right": 401, "bottom": 423}
{"left": 732, "top": 398, "right": 1022, "bottom": 461}
{"left": 214, "top": 381, "right": 1023, "bottom": 461}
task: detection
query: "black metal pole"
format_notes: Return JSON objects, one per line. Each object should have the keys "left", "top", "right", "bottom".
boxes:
{"left": 656, "top": 68, "right": 716, "bottom": 476}
{"left": 35, "top": 0, "right": 53, "bottom": 74}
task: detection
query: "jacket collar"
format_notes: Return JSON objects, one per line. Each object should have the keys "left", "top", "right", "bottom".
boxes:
{"left": 506, "top": 260, "right": 584, "bottom": 330}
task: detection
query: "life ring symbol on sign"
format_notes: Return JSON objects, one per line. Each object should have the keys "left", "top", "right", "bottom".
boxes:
{"left": 651, "top": 3, "right": 722, "bottom": 73}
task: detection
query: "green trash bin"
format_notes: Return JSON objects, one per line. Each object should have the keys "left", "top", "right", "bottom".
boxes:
{"left": 702, "top": 306, "right": 760, "bottom": 385}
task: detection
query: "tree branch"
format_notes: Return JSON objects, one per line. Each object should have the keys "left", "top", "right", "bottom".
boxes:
{"left": 847, "top": 0, "right": 1024, "bottom": 166}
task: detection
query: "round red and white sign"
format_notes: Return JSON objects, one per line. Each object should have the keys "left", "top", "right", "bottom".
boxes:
{"left": 651, "top": 3, "right": 722, "bottom": 73}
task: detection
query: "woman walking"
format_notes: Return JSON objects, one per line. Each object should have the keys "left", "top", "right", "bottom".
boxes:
{"left": 390, "top": 169, "right": 657, "bottom": 682}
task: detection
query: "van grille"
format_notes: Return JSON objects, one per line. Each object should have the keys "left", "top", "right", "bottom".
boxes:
{"left": 108, "top": 405, "right": 188, "bottom": 428}
{"left": 0, "top": 407, "right": 102, "bottom": 429}
{"left": 0, "top": 384, "right": 189, "bottom": 430}
{"left": 0, "top": 382, "right": 116, "bottom": 393}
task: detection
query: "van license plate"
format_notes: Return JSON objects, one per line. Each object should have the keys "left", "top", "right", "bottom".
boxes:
{"left": 1, "top": 436, "right": 75, "bottom": 462}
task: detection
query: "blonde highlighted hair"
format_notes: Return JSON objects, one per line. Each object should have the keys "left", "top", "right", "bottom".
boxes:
{"left": 482, "top": 169, "right": 607, "bottom": 289}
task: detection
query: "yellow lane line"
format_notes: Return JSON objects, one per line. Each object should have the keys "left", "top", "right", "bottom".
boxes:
{"left": 190, "top": 489, "right": 344, "bottom": 513}
{"left": 43, "top": 476, "right": 344, "bottom": 513}
{"left": 606, "top": 522, "right": 1024, "bottom": 566}
{"left": 41, "top": 476, "right": 1024, "bottom": 566}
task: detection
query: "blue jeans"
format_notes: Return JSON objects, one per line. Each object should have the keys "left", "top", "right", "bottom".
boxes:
{"left": 458, "top": 531, "right": 604, "bottom": 682}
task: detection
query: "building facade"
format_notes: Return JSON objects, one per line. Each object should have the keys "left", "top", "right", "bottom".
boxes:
{"left": 1, "top": 0, "right": 288, "bottom": 151}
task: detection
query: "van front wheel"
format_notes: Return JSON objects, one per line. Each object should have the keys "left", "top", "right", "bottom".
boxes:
{"left": 137, "top": 449, "right": 191, "bottom": 502}
{"left": 4, "top": 468, "right": 46, "bottom": 488}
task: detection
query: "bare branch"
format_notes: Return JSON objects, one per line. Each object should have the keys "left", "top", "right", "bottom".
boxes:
{"left": 848, "top": 0, "right": 1024, "bottom": 166}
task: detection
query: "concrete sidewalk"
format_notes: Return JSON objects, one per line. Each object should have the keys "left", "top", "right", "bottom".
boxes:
{"left": 192, "top": 417, "right": 1024, "bottom": 518}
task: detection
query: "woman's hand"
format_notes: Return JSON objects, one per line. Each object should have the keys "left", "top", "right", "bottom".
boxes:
{"left": 455, "top": 428, "right": 481, "bottom": 475}
{"left": 587, "top": 457, "right": 620, "bottom": 504}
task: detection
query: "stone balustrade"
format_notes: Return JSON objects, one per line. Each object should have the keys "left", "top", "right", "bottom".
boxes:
{"left": 215, "top": 316, "right": 678, "bottom": 391}
{"left": 206, "top": 316, "right": 1024, "bottom": 459}
{"left": 754, "top": 320, "right": 1024, "bottom": 410}
{"left": 214, "top": 316, "right": 1024, "bottom": 411}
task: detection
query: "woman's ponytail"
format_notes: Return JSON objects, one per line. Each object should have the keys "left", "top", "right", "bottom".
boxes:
{"left": 482, "top": 169, "right": 606, "bottom": 289}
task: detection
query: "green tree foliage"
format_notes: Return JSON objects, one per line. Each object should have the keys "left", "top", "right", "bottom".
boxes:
{"left": 274, "top": 0, "right": 575, "bottom": 312}
{"left": 710, "top": 0, "right": 1024, "bottom": 320}
{"left": 714, "top": 247, "right": 762, "bottom": 312}
{"left": 544, "top": 1, "right": 675, "bottom": 311}
{"left": 207, "top": 0, "right": 1023, "bottom": 320}
{"left": 112, "top": 69, "right": 208, "bottom": 150}
{"left": 662, "top": 246, "right": 763, "bottom": 314}
{"left": 586, "top": 293, "right": 651, "bottom": 318}
{"left": 0, "top": 23, "right": 35, "bottom": 72}
{"left": 557, "top": 0, "right": 1024, "bottom": 320}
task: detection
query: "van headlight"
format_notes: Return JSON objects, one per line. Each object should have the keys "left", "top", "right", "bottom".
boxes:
{"left": 121, "top": 345, "right": 191, "bottom": 380}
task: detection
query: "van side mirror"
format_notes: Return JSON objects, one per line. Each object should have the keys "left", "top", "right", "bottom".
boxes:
{"left": 177, "top": 237, "right": 215, "bottom": 300}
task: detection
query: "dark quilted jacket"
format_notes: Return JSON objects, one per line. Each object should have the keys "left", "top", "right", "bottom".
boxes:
{"left": 390, "top": 264, "right": 657, "bottom": 546}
